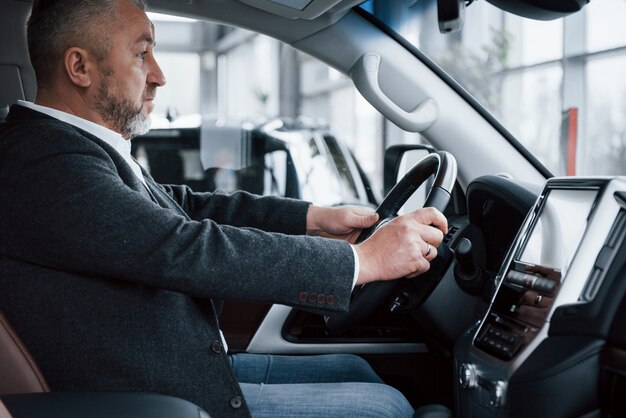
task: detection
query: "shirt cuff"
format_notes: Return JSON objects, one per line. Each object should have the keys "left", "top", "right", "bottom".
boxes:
{"left": 350, "top": 244, "right": 360, "bottom": 290}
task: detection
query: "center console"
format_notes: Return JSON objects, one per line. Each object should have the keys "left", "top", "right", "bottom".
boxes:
{"left": 454, "top": 177, "right": 626, "bottom": 417}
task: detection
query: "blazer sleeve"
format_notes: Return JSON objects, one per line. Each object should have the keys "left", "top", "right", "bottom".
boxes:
{"left": 0, "top": 125, "right": 355, "bottom": 313}
{"left": 160, "top": 183, "right": 311, "bottom": 235}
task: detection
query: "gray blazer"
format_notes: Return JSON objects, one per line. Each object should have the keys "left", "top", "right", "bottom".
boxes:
{"left": 0, "top": 105, "right": 355, "bottom": 417}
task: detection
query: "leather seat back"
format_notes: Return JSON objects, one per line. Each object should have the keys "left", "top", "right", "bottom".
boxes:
{"left": 0, "top": 0, "right": 48, "bottom": 397}
{"left": 0, "top": 312, "right": 48, "bottom": 395}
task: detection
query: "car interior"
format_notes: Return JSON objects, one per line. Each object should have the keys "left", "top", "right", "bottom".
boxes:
{"left": 2, "top": 0, "right": 626, "bottom": 417}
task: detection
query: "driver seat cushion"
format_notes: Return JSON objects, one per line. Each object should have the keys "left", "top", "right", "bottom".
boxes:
{"left": 0, "top": 311, "right": 49, "bottom": 395}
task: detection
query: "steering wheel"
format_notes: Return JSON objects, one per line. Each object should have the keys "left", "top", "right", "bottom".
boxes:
{"left": 325, "top": 151, "right": 457, "bottom": 335}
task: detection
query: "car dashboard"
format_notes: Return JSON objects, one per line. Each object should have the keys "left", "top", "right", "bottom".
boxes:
{"left": 454, "top": 176, "right": 626, "bottom": 417}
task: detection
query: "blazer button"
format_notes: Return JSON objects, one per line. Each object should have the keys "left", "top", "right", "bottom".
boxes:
{"left": 230, "top": 395, "right": 243, "bottom": 409}
{"left": 211, "top": 341, "right": 222, "bottom": 354}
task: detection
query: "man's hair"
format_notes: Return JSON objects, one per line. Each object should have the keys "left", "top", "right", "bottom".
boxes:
{"left": 27, "top": 0, "right": 147, "bottom": 86}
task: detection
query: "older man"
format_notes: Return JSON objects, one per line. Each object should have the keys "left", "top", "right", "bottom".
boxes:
{"left": 0, "top": 0, "right": 447, "bottom": 417}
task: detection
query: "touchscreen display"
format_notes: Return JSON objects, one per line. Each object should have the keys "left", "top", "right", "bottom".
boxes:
{"left": 474, "top": 187, "right": 599, "bottom": 360}
{"left": 517, "top": 188, "right": 598, "bottom": 273}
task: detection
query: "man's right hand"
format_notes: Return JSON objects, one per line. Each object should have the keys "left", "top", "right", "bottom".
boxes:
{"left": 354, "top": 207, "right": 448, "bottom": 285}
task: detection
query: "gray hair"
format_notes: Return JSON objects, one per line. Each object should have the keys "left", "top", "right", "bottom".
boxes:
{"left": 27, "top": 0, "right": 148, "bottom": 86}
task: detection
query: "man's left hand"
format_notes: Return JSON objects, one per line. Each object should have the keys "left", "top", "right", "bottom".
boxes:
{"left": 306, "top": 205, "right": 379, "bottom": 244}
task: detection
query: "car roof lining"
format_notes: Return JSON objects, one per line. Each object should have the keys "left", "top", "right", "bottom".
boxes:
{"left": 146, "top": 0, "right": 363, "bottom": 44}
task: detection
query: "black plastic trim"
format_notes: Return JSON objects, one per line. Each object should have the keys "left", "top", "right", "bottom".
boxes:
{"left": 581, "top": 210, "right": 626, "bottom": 301}
{"left": 507, "top": 336, "right": 602, "bottom": 418}
{"left": 550, "top": 224, "right": 626, "bottom": 338}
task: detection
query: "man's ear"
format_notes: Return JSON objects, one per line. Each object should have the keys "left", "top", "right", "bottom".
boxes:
{"left": 62, "top": 47, "right": 94, "bottom": 88}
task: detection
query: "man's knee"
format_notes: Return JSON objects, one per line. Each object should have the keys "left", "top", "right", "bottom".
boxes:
{"left": 350, "top": 383, "right": 414, "bottom": 418}
{"left": 328, "top": 354, "right": 383, "bottom": 384}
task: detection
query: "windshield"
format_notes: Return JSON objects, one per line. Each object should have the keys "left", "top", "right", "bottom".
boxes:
{"left": 360, "top": 0, "right": 626, "bottom": 177}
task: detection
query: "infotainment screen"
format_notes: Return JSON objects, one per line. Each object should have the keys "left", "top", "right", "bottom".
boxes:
{"left": 474, "top": 186, "right": 599, "bottom": 361}
{"left": 517, "top": 188, "right": 599, "bottom": 274}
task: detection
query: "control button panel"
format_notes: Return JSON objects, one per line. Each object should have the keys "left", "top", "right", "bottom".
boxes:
{"left": 475, "top": 323, "right": 523, "bottom": 360}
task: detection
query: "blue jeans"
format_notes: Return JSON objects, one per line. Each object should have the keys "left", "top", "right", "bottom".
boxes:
{"left": 231, "top": 353, "right": 414, "bottom": 418}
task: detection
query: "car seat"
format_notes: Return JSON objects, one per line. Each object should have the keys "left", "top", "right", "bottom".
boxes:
{"left": 0, "top": 1, "right": 211, "bottom": 416}
{"left": 0, "top": 0, "right": 49, "bottom": 402}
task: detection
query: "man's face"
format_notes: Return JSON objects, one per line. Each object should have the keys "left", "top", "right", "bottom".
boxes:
{"left": 92, "top": 0, "right": 165, "bottom": 139}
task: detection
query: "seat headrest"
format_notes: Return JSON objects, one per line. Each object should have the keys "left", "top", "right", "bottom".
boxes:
{"left": 0, "top": 65, "right": 26, "bottom": 106}
{"left": 0, "top": 0, "right": 37, "bottom": 105}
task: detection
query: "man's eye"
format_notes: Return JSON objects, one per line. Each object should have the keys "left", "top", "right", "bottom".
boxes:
{"left": 137, "top": 51, "right": 148, "bottom": 60}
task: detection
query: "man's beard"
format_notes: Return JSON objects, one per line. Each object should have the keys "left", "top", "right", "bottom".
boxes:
{"left": 95, "top": 75, "right": 155, "bottom": 139}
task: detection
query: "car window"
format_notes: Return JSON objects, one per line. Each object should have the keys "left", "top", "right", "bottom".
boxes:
{"left": 263, "top": 150, "right": 289, "bottom": 197}
{"left": 291, "top": 133, "right": 347, "bottom": 206}
{"left": 321, "top": 135, "right": 361, "bottom": 203}
{"left": 361, "top": 0, "right": 626, "bottom": 177}
{"left": 146, "top": 0, "right": 625, "bottom": 196}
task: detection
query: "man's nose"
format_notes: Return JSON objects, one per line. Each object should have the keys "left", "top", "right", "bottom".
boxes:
{"left": 147, "top": 53, "right": 166, "bottom": 87}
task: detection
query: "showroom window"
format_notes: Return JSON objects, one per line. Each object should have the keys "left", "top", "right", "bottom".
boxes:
{"left": 149, "top": 13, "right": 202, "bottom": 125}
{"left": 582, "top": 0, "right": 626, "bottom": 175}
{"left": 147, "top": 1, "right": 626, "bottom": 186}
{"left": 217, "top": 34, "right": 280, "bottom": 120}
{"left": 369, "top": 0, "right": 626, "bottom": 177}
{"left": 299, "top": 55, "right": 384, "bottom": 192}
{"left": 585, "top": 54, "right": 626, "bottom": 175}
{"left": 151, "top": 52, "right": 201, "bottom": 118}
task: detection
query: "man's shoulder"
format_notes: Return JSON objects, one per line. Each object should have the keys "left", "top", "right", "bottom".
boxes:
{"left": 2, "top": 117, "right": 77, "bottom": 140}
{"left": 0, "top": 113, "right": 121, "bottom": 185}
{"left": 3, "top": 107, "right": 86, "bottom": 138}
{"left": 1, "top": 106, "right": 109, "bottom": 155}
